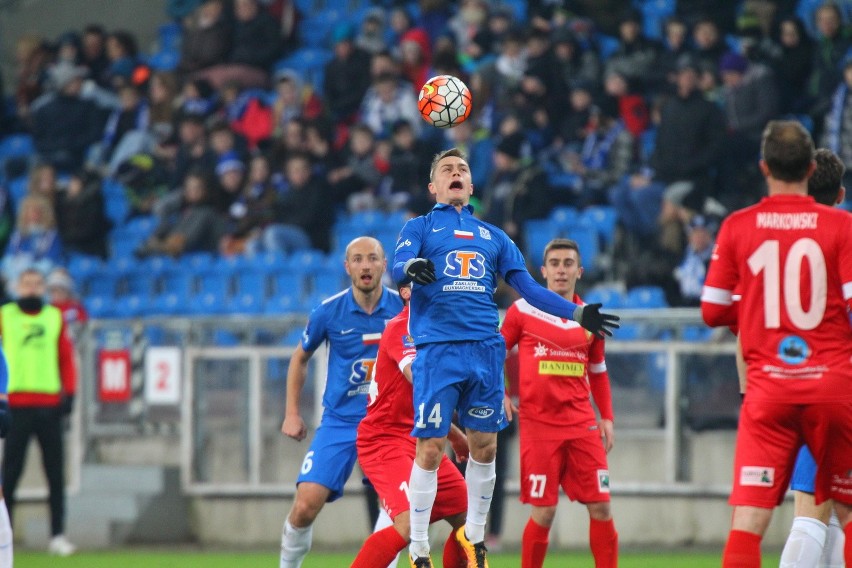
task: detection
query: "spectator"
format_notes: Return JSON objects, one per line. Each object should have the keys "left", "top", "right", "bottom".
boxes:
{"left": 360, "top": 72, "right": 421, "bottom": 139}
{"left": 673, "top": 214, "right": 719, "bottom": 306}
{"left": 264, "top": 152, "right": 328, "bottom": 253}
{"left": 385, "top": 119, "right": 434, "bottom": 212}
{"left": 474, "top": 28, "right": 527, "bottom": 120}
{"left": 208, "top": 120, "right": 248, "bottom": 164}
{"left": 327, "top": 124, "right": 385, "bottom": 212}
{"left": 808, "top": 2, "right": 852, "bottom": 136}
{"left": 219, "top": 82, "right": 273, "bottom": 150}
{"left": 81, "top": 24, "right": 110, "bottom": 87}
{"left": 95, "top": 84, "right": 151, "bottom": 174}
{"left": 603, "top": 69, "right": 650, "bottom": 137}
{"left": 690, "top": 18, "right": 727, "bottom": 70}
{"left": 1, "top": 195, "right": 64, "bottom": 294}
{"left": 446, "top": 118, "right": 494, "bottom": 191}
{"left": 271, "top": 69, "right": 323, "bottom": 137}
{"left": 137, "top": 170, "right": 224, "bottom": 257}
{"left": 229, "top": 0, "right": 280, "bottom": 71}
{"left": 56, "top": 169, "right": 111, "bottom": 259}
{"left": 55, "top": 32, "right": 82, "bottom": 66}
{"left": 104, "top": 30, "right": 139, "bottom": 89}
{"left": 551, "top": 27, "right": 601, "bottom": 93}
{"left": 219, "top": 153, "right": 278, "bottom": 255}
{"left": 369, "top": 50, "right": 402, "bottom": 82}
{"left": 719, "top": 52, "right": 779, "bottom": 181}
{"left": 822, "top": 55, "right": 852, "bottom": 191}
{"left": 557, "top": 81, "right": 597, "bottom": 148}
{"left": 30, "top": 63, "right": 105, "bottom": 173}
{"left": 606, "top": 8, "right": 663, "bottom": 92}
{"left": 388, "top": 6, "right": 414, "bottom": 48}
{"left": 774, "top": 16, "right": 814, "bottom": 114}
{"left": 14, "top": 35, "right": 51, "bottom": 119}
{"left": 26, "top": 163, "right": 59, "bottom": 205}
{"left": 113, "top": 154, "right": 170, "bottom": 217}
{"left": 399, "top": 28, "right": 433, "bottom": 92}
{"left": 323, "top": 23, "right": 372, "bottom": 122}
{"left": 212, "top": 150, "right": 246, "bottom": 213}
{"left": 356, "top": 7, "right": 389, "bottom": 55}
{"left": 169, "top": 111, "right": 216, "bottom": 189}
{"left": 179, "top": 0, "right": 232, "bottom": 76}
{"left": 177, "top": 77, "right": 217, "bottom": 118}
{"left": 659, "top": 18, "right": 692, "bottom": 86}
{"left": 265, "top": 0, "right": 300, "bottom": 56}
{"left": 46, "top": 268, "right": 89, "bottom": 328}
{"left": 147, "top": 71, "right": 179, "bottom": 144}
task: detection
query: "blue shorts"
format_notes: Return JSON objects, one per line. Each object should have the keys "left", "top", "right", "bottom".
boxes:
{"left": 411, "top": 336, "right": 507, "bottom": 438}
{"left": 296, "top": 420, "right": 358, "bottom": 502}
{"left": 790, "top": 445, "right": 817, "bottom": 494}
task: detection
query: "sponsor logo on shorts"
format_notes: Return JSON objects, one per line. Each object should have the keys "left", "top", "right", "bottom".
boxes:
{"left": 468, "top": 406, "right": 495, "bottom": 419}
{"left": 740, "top": 466, "right": 775, "bottom": 487}
{"left": 538, "top": 360, "right": 585, "bottom": 377}
{"left": 778, "top": 335, "right": 810, "bottom": 365}
{"left": 597, "top": 470, "right": 611, "bottom": 493}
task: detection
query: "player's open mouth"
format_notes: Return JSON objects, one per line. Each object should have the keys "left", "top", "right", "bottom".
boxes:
{"left": 360, "top": 274, "right": 373, "bottom": 283}
{"left": 449, "top": 181, "right": 463, "bottom": 190}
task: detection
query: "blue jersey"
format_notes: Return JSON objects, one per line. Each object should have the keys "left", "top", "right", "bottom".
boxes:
{"left": 301, "top": 286, "right": 403, "bottom": 424}
{"left": 393, "top": 203, "right": 527, "bottom": 344}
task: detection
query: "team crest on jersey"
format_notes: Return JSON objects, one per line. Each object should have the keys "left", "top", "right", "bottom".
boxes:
{"left": 778, "top": 336, "right": 810, "bottom": 365}
{"left": 348, "top": 358, "right": 376, "bottom": 396}
{"left": 478, "top": 226, "right": 491, "bottom": 240}
{"left": 740, "top": 466, "right": 774, "bottom": 487}
{"left": 597, "top": 470, "right": 611, "bottom": 493}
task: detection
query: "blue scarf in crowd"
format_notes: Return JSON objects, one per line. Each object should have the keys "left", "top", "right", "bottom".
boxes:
{"left": 581, "top": 120, "right": 624, "bottom": 171}
{"left": 824, "top": 83, "right": 848, "bottom": 154}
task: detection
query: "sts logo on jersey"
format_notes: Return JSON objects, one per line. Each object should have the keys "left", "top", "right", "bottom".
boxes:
{"left": 444, "top": 250, "right": 486, "bottom": 279}
{"left": 348, "top": 358, "right": 376, "bottom": 396}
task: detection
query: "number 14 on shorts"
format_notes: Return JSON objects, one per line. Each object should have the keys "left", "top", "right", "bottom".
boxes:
{"left": 416, "top": 402, "right": 443, "bottom": 429}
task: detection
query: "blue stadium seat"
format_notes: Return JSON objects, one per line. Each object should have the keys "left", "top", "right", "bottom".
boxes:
{"left": 350, "top": 210, "right": 385, "bottom": 231}
{"left": 214, "top": 254, "right": 254, "bottom": 274}
{"left": 197, "top": 273, "right": 232, "bottom": 297}
{"left": 569, "top": 227, "right": 600, "bottom": 271}
{"left": 332, "top": 222, "right": 364, "bottom": 254}
{"left": 284, "top": 327, "right": 305, "bottom": 345}
{"left": 583, "top": 286, "right": 625, "bottom": 309}
{"left": 150, "top": 292, "right": 183, "bottom": 315}
{"left": 682, "top": 325, "right": 713, "bottom": 342}
{"left": 68, "top": 254, "right": 105, "bottom": 279}
{"left": 625, "top": 285, "right": 668, "bottom": 309}
{"left": 637, "top": 0, "right": 675, "bottom": 40}
{"left": 580, "top": 206, "right": 619, "bottom": 247}
{"left": 83, "top": 273, "right": 119, "bottom": 298}
{"left": 109, "top": 238, "right": 138, "bottom": 259}
{"left": 549, "top": 206, "right": 580, "bottom": 231}
{"left": 143, "top": 325, "right": 167, "bottom": 346}
{"left": 264, "top": 294, "right": 303, "bottom": 315}
{"left": 157, "top": 22, "right": 182, "bottom": 51}
{"left": 284, "top": 249, "right": 326, "bottom": 275}
{"left": 274, "top": 47, "right": 334, "bottom": 92}
{"left": 249, "top": 250, "right": 287, "bottom": 273}
{"left": 313, "top": 274, "right": 347, "bottom": 299}
{"left": 159, "top": 272, "right": 194, "bottom": 297}
{"left": 8, "top": 176, "right": 28, "bottom": 209}
{"left": 85, "top": 296, "right": 115, "bottom": 319}
{"left": 123, "top": 272, "right": 158, "bottom": 297}
{"left": 192, "top": 292, "right": 229, "bottom": 315}
{"left": 183, "top": 252, "right": 215, "bottom": 272}
{"left": 235, "top": 271, "right": 268, "bottom": 298}
{"left": 108, "top": 255, "right": 139, "bottom": 276}
{"left": 231, "top": 293, "right": 265, "bottom": 314}
{"left": 595, "top": 34, "right": 620, "bottom": 61}
{"left": 141, "top": 255, "right": 178, "bottom": 276}
{"left": 113, "top": 294, "right": 146, "bottom": 318}
{"left": 148, "top": 49, "right": 179, "bottom": 71}
{"left": 0, "top": 135, "right": 34, "bottom": 161}
{"left": 524, "top": 219, "right": 559, "bottom": 267}
{"left": 272, "top": 271, "right": 307, "bottom": 299}
{"left": 212, "top": 328, "right": 239, "bottom": 346}
{"left": 125, "top": 215, "right": 156, "bottom": 236}
{"left": 105, "top": 192, "right": 130, "bottom": 225}
{"left": 613, "top": 323, "right": 644, "bottom": 341}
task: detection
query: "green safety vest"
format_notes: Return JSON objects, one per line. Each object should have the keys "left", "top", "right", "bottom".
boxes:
{"left": 0, "top": 303, "right": 62, "bottom": 394}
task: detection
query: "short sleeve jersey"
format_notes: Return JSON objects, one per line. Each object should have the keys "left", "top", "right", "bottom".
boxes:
{"left": 501, "top": 296, "right": 605, "bottom": 439}
{"left": 358, "top": 306, "right": 416, "bottom": 444}
{"left": 393, "top": 204, "right": 527, "bottom": 344}
{"left": 702, "top": 195, "right": 852, "bottom": 403}
{"left": 301, "top": 286, "right": 403, "bottom": 423}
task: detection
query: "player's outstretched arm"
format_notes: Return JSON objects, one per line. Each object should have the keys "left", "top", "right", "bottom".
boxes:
{"left": 505, "top": 270, "right": 620, "bottom": 338}
{"left": 281, "top": 343, "right": 314, "bottom": 441}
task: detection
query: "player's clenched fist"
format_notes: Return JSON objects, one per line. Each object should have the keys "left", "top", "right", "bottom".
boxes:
{"left": 282, "top": 414, "right": 307, "bottom": 441}
{"left": 573, "top": 303, "right": 620, "bottom": 339}
{"left": 403, "top": 258, "right": 436, "bottom": 285}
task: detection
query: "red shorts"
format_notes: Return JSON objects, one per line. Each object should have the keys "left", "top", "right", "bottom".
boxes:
{"left": 519, "top": 430, "right": 610, "bottom": 506}
{"left": 357, "top": 437, "right": 467, "bottom": 521}
{"left": 731, "top": 401, "right": 852, "bottom": 507}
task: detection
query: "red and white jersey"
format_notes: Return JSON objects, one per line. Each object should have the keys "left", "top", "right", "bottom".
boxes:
{"left": 501, "top": 295, "right": 613, "bottom": 440}
{"left": 702, "top": 194, "right": 852, "bottom": 403}
{"left": 358, "top": 306, "right": 417, "bottom": 444}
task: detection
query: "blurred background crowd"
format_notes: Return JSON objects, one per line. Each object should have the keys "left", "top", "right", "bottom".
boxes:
{"left": 0, "top": 0, "right": 849, "bottom": 317}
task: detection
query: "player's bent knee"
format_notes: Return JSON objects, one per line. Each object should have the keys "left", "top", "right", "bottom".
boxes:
{"left": 587, "top": 501, "right": 612, "bottom": 521}
{"left": 416, "top": 438, "right": 446, "bottom": 469}
{"left": 835, "top": 502, "right": 852, "bottom": 527}
{"left": 531, "top": 506, "right": 557, "bottom": 528}
{"left": 392, "top": 512, "right": 411, "bottom": 540}
{"left": 466, "top": 430, "right": 497, "bottom": 463}
{"left": 290, "top": 483, "right": 329, "bottom": 526}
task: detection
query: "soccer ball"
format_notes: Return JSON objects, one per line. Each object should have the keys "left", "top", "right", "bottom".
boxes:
{"left": 418, "top": 75, "right": 472, "bottom": 128}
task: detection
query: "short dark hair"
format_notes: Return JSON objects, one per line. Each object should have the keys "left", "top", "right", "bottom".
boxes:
{"left": 429, "top": 148, "right": 468, "bottom": 181}
{"left": 543, "top": 238, "right": 582, "bottom": 265}
{"left": 808, "top": 149, "right": 846, "bottom": 206}
{"left": 761, "top": 120, "right": 814, "bottom": 182}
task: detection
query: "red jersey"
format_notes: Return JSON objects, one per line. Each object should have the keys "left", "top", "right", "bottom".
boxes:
{"left": 501, "top": 296, "right": 613, "bottom": 440}
{"left": 358, "top": 306, "right": 417, "bottom": 443}
{"left": 702, "top": 194, "right": 852, "bottom": 403}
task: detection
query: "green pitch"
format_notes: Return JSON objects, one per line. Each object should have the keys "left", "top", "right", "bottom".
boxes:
{"left": 16, "top": 549, "right": 782, "bottom": 567}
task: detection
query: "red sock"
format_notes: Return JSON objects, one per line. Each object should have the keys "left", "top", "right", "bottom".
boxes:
{"left": 722, "top": 530, "right": 761, "bottom": 568}
{"left": 589, "top": 518, "right": 618, "bottom": 568}
{"left": 522, "top": 518, "right": 550, "bottom": 568}
{"left": 350, "top": 525, "right": 407, "bottom": 568}
{"left": 845, "top": 522, "right": 852, "bottom": 566}
{"left": 443, "top": 529, "right": 466, "bottom": 568}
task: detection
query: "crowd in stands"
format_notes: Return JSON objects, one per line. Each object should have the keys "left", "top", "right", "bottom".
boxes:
{"left": 0, "top": 0, "right": 849, "bottom": 317}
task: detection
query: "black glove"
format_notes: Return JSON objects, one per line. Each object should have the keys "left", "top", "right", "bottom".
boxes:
{"left": 404, "top": 258, "right": 437, "bottom": 285}
{"left": 573, "top": 303, "right": 620, "bottom": 339}
{"left": 0, "top": 399, "right": 11, "bottom": 438}
{"left": 60, "top": 394, "right": 74, "bottom": 417}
